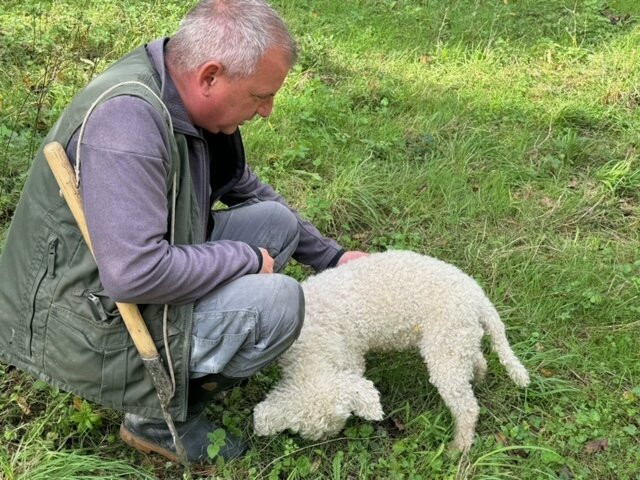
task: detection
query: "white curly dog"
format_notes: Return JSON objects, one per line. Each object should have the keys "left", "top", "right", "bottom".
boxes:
{"left": 253, "top": 250, "right": 530, "bottom": 451}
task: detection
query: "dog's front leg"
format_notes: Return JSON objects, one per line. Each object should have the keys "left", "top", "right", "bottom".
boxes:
{"left": 343, "top": 373, "right": 384, "bottom": 421}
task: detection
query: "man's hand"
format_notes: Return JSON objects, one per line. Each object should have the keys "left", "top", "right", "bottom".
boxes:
{"left": 337, "top": 250, "right": 369, "bottom": 266}
{"left": 259, "top": 247, "right": 275, "bottom": 273}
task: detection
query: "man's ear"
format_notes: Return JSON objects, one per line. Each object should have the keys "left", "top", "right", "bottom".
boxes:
{"left": 196, "top": 61, "right": 222, "bottom": 95}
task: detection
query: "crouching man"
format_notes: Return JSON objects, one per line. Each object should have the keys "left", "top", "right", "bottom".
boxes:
{"left": 0, "top": 0, "right": 366, "bottom": 464}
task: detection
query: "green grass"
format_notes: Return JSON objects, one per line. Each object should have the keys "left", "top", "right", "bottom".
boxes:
{"left": 1, "top": 0, "right": 640, "bottom": 478}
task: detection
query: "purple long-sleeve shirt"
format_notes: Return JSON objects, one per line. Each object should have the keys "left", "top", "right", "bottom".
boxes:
{"left": 66, "top": 39, "right": 343, "bottom": 305}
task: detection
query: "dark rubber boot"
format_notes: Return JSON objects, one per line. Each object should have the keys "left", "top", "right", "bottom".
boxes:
{"left": 188, "top": 373, "right": 247, "bottom": 412}
{"left": 119, "top": 374, "right": 248, "bottom": 464}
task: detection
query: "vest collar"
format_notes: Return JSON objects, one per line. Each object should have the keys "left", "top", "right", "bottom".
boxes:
{"left": 146, "top": 38, "right": 201, "bottom": 138}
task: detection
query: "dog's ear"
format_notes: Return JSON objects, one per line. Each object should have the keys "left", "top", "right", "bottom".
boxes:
{"left": 343, "top": 374, "right": 384, "bottom": 421}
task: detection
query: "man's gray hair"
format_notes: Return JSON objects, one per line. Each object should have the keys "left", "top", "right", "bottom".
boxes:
{"left": 167, "top": 0, "right": 297, "bottom": 78}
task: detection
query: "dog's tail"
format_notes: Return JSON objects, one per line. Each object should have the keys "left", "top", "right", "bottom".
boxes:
{"left": 479, "top": 301, "right": 530, "bottom": 387}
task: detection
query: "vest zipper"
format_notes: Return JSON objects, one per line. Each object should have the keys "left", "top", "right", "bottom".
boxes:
{"left": 198, "top": 139, "right": 209, "bottom": 243}
{"left": 27, "top": 234, "right": 58, "bottom": 356}
{"left": 71, "top": 289, "right": 117, "bottom": 322}
{"left": 47, "top": 237, "right": 58, "bottom": 278}
{"left": 86, "top": 292, "right": 108, "bottom": 322}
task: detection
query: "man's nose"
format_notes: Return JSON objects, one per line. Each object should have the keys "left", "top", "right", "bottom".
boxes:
{"left": 257, "top": 98, "right": 274, "bottom": 118}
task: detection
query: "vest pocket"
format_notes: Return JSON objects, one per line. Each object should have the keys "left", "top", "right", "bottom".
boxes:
{"left": 43, "top": 305, "right": 129, "bottom": 407}
{"left": 43, "top": 303, "right": 182, "bottom": 410}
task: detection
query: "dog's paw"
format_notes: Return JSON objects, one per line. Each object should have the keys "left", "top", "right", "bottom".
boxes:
{"left": 449, "top": 434, "right": 473, "bottom": 453}
{"left": 359, "top": 399, "right": 384, "bottom": 421}
{"left": 343, "top": 374, "right": 385, "bottom": 421}
{"left": 253, "top": 399, "right": 286, "bottom": 437}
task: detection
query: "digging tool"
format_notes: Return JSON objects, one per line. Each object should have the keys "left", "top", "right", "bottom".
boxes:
{"left": 43, "top": 141, "right": 190, "bottom": 469}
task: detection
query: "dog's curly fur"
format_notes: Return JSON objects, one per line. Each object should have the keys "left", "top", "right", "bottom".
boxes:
{"left": 253, "top": 250, "right": 530, "bottom": 451}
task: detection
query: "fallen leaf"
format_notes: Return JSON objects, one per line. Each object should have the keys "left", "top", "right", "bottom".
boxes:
{"left": 541, "top": 196, "right": 556, "bottom": 208}
{"left": 392, "top": 417, "right": 406, "bottom": 432}
{"left": 511, "top": 449, "right": 529, "bottom": 458}
{"left": 73, "top": 396, "right": 84, "bottom": 411}
{"left": 17, "top": 396, "right": 31, "bottom": 415}
{"left": 584, "top": 438, "right": 608, "bottom": 454}
{"left": 618, "top": 199, "right": 636, "bottom": 216}
{"left": 496, "top": 431, "right": 509, "bottom": 445}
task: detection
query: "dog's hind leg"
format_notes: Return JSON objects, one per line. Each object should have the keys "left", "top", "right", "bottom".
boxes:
{"left": 429, "top": 364, "right": 479, "bottom": 451}
{"left": 419, "top": 333, "right": 481, "bottom": 451}
{"left": 472, "top": 351, "right": 487, "bottom": 382}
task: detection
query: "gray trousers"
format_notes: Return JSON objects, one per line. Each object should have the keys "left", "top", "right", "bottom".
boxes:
{"left": 189, "top": 201, "right": 304, "bottom": 380}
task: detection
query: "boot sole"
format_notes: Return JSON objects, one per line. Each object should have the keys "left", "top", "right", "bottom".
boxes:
{"left": 119, "top": 423, "right": 179, "bottom": 463}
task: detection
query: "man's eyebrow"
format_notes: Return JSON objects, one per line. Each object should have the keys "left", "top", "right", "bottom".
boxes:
{"left": 251, "top": 91, "right": 276, "bottom": 98}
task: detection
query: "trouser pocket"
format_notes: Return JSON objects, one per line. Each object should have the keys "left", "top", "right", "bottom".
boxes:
{"left": 190, "top": 309, "right": 258, "bottom": 376}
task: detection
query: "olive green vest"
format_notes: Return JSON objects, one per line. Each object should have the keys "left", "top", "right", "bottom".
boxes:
{"left": 0, "top": 46, "right": 201, "bottom": 421}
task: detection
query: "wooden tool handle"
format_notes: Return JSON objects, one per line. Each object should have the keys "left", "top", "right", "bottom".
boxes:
{"left": 43, "top": 142, "right": 160, "bottom": 359}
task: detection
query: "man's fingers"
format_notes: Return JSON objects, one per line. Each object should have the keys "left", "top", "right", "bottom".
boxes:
{"left": 337, "top": 250, "right": 369, "bottom": 266}
{"left": 259, "top": 247, "right": 275, "bottom": 274}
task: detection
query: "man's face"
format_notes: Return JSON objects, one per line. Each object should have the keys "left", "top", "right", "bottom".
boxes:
{"left": 193, "top": 47, "right": 290, "bottom": 134}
